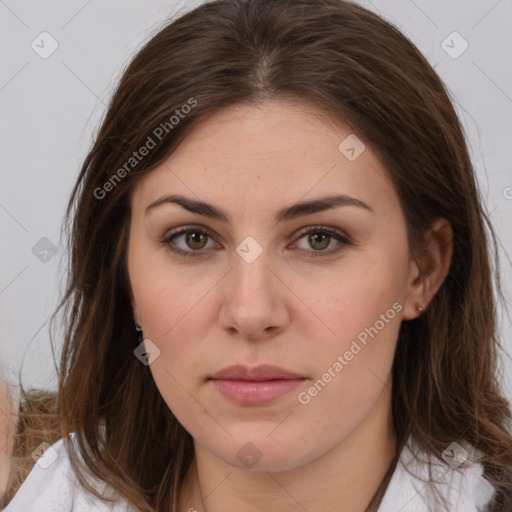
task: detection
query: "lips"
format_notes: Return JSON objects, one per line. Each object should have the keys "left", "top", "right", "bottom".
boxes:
{"left": 208, "top": 364, "right": 303, "bottom": 381}
{"left": 208, "top": 365, "right": 306, "bottom": 406}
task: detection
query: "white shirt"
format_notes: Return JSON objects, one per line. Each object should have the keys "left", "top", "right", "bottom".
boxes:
{"left": 4, "top": 434, "right": 496, "bottom": 511}
{"left": 377, "top": 436, "right": 496, "bottom": 511}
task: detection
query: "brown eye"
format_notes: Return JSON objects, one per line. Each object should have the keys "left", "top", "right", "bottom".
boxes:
{"left": 292, "top": 226, "right": 351, "bottom": 257}
{"left": 160, "top": 225, "right": 351, "bottom": 259}
{"left": 184, "top": 231, "right": 209, "bottom": 250}
{"left": 307, "top": 232, "right": 331, "bottom": 251}
{"left": 160, "top": 226, "right": 216, "bottom": 257}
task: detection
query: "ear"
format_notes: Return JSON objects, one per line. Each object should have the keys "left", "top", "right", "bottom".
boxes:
{"left": 402, "top": 217, "right": 453, "bottom": 320}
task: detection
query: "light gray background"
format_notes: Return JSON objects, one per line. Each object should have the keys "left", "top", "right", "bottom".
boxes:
{"left": 1, "top": 0, "right": 511, "bottom": 403}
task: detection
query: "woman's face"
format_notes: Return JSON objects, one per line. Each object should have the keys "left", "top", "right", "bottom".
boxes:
{"left": 127, "top": 99, "right": 417, "bottom": 471}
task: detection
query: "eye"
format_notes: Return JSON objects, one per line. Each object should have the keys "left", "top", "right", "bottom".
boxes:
{"left": 160, "top": 226, "right": 217, "bottom": 258}
{"left": 159, "top": 225, "right": 351, "bottom": 258}
{"left": 291, "top": 226, "right": 351, "bottom": 257}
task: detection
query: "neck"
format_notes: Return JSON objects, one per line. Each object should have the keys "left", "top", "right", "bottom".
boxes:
{"left": 179, "top": 383, "right": 397, "bottom": 512}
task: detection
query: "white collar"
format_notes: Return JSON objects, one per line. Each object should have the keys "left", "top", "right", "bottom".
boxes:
{"left": 377, "top": 435, "right": 496, "bottom": 511}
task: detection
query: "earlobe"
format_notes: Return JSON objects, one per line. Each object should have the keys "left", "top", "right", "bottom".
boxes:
{"left": 402, "top": 257, "right": 426, "bottom": 320}
{"left": 403, "top": 217, "right": 453, "bottom": 320}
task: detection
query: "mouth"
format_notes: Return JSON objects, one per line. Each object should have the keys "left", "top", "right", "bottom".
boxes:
{"left": 208, "top": 364, "right": 306, "bottom": 406}
{"left": 209, "top": 364, "right": 304, "bottom": 381}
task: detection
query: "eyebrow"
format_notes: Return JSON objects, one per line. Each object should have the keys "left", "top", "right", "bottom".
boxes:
{"left": 145, "top": 193, "right": 374, "bottom": 223}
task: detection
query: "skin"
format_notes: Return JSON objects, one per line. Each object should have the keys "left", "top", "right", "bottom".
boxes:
{"left": 127, "top": 98, "right": 453, "bottom": 512}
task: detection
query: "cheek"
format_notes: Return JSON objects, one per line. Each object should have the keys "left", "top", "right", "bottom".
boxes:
{"left": 149, "top": 359, "right": 215, "bottom": 445}
{"left": 307, "top": 285, "right": 401, "bottom": 395}
{"left": 300, "top": 244, "right": 407, "bottom": 395}
{"left": 128, "top": 245, "right": 212, "bottom": 411}
{"left": 129, "top": 238, "right": 214, "bottom": 341}
{"left": 309, "top": 249, "right": 407, "bottom": 346}
{"left": 295, "top": 281, "right": 402, "bottom": 446}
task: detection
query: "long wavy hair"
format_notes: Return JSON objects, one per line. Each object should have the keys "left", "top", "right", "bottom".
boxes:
{"left": 47, "top": 0, "right": 512, "bottom": 510}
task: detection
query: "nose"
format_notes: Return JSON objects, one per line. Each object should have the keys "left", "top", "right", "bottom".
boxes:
{"left": 218, "top": 252, "right": 290, "bottom": 341}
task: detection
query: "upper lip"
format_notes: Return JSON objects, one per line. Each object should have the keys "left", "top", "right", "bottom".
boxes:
{"left": 209, "top": 364, "right": 304, "bottom": 381}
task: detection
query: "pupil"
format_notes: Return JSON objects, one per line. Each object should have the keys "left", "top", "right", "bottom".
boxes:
{"left": 188, "top": 232, "right": 205, "bottom": 249}
{"left": 310, "top": 233, "right": 329, "bottom": 250}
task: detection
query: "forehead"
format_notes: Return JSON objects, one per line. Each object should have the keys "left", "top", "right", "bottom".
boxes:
{"left": 130, "top": 99, "right": 400, "bottom": 221}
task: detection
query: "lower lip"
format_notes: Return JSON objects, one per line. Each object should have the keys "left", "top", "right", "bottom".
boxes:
{"left": 209, "top": 378, "right": 304, "bottom": 406}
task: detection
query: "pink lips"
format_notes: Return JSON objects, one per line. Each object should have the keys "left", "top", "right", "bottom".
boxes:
{"left": 208, "top": 364, "right": 305, "bottom": 406}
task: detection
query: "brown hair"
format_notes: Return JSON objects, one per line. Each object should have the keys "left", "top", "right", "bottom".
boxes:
{"left": 48, "top": 0, "right": 512, "bottom": 510}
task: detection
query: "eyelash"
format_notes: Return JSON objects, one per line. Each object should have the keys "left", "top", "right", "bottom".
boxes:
{"left": 159, "top": 225, "right": 352, "bottom": 259}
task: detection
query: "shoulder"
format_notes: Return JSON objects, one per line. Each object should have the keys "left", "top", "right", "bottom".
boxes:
{"left": 378, "top": 436, "right": 496, "bottom": 512}
{"left": 4, "top": 435, "right": 139, "bottom": 512}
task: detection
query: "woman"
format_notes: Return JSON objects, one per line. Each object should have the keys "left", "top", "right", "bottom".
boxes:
{"left": 5, "top": 0, "right": 512, "bottom": 510}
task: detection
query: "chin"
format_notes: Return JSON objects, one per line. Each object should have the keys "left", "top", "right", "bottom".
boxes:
{"left": 209, "top": 433, "right": 317, "bottom": 472}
